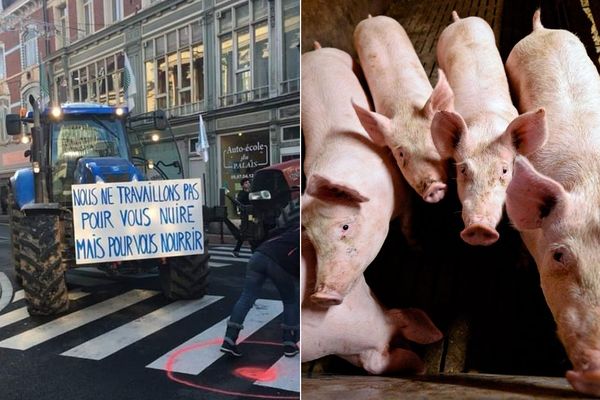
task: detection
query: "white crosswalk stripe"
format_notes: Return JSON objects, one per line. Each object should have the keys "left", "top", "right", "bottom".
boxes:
{"left": 210, "top": 255, "right": 253, "bottom": 263}
{"left": 254, "top": 355, "right": 300, "bottom": 392}
{"left": 208, "top": 249, "right": 251, "bottom": 259}
{"left": 61, "top": 295, "right": 223, "bottom": 360}
{"left": 212, "top": 246, "right": 252, "bottom": 254}
{"left": 146, "top": 299, "right": 283, "bottom": 374}
{"left": 1, "top": 290, "right": 90, "bottom": 329}
{"left": 0, "top": 289, "right": 158, "bottom": 350}
{"left": 208, "top": 261, "right": 230, "bottom": 268}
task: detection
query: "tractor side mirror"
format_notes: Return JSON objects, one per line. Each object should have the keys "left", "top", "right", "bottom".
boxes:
{"left": 154, "top": 109, "right": 167, "bottom": 130}
{"left": 5, "top": 114, "right": 21, "bottom": 135}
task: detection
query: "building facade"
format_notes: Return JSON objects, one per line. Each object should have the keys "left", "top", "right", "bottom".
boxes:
{"left": 0, "top": 0, "right": 300, "bottom": 209}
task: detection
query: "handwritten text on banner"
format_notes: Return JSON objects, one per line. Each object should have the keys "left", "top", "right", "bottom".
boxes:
{"left": 71, "top": 179, "right": 204, "bottom": 264}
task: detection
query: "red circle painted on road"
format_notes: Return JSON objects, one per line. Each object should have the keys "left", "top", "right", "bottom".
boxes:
{"left": 234, "top": 366, "right": 278, "bottom": 382}
{"left": 165, "top": 338, "right": 299, "bottom": 399}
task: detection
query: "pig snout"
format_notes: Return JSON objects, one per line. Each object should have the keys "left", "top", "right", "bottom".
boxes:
{"left": 423, "top": 182, "right": 447, "bottom": 203}
{"left": 460, "top": 216, "right": 500, "bottom": 246}
{"left": 565, "top": 349, "right": 600, "bottom": 396}
{"left": 311, "top": 287, "right": 344, "bottom": 306}
{"left": 567, "top": 369, "right": 600, "bottom": 397}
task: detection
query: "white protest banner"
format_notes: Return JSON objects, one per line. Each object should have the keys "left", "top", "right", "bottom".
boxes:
{"left": 71, "top": 179, "right": 204, "bottom": 265}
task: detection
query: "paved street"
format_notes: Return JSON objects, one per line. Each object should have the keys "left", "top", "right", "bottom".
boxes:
{"left": 0, "top": 221, "right": 299, "bottom": 400}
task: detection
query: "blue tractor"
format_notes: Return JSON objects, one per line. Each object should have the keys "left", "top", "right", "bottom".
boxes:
{"left": 6, "top": 96, "right": 210, "bottom": 315}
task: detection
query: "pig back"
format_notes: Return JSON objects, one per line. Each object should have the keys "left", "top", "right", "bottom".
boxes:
{"left": 437, "top": 16, "right": 514, "bottom": 120}
{"left": 354, "top": 15, "right": 432, "bottom": 117}
{"left": 301, "top": 47, "right": 376, "bottom": 176}
{"left": 506, "top": 28, "right": 600, "bottom": 186}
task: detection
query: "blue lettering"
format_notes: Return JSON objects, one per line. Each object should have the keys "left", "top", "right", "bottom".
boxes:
{"left": 183, "top": 183, "right": 200, "bottom": 201}
{"left": 159, "top": 205, "right": 195, "bottom": 224}
{"left": 100, "top": 187, "right": 114, "bottom": 205}
{"left": 119, "top": 208, "right": 151, "bottom": 227}
{"left": 80, "top": 210, "right": 114, "bottom": 230}
{"left": 72, "top": 188, "right": 98, "bottom": 207}
{"left": 75, "top": 237, "right": 105, "bottom": 260}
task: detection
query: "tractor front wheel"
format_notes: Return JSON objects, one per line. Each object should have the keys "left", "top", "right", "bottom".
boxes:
{"left": 18, "top": 214, "right": 69, "bottom": 315}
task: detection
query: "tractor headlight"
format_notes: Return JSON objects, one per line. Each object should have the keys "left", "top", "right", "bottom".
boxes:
{"left": 249, "top": 190, "right": 271, "bottom": 201}
{"left": 50, "top": 107, "right": 62, "bottom": 119}
{"left": 115, "top": 107, "right": 125, "bottom": 117}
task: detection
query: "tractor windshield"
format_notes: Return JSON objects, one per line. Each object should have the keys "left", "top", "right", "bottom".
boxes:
{"left": 50, "top": 118, "right": 129, "bottom": 202}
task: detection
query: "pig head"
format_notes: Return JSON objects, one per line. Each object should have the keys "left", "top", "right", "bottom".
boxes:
{"left": 301, "top": 238, "right": 443, "bottom": 374}
{"left": 301, "top": 45, "right": 403, "bottom": 305}
{"left": 302, "top": 173, "right": 393, "bottom": 305}
{"left": 507, "top": 157, "right": 600, "bottom": 396}
{"left": 431, "top": 13, "right": 547, "bottom": 246}
{"left": 352, "top": 15, "right": 453, "bottom": 203}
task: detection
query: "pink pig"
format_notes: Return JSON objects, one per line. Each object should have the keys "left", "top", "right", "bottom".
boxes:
{"left": 506, "top": 10, "right": 600, "bottom": 396}
{"left": 352, "top": 15, "right": 453, "bottom": 203}
{"left": 301, "top": 237, "right": 443, "bottom": 374}
{"left": 302, "top": 45, "right": 408, "bottom": 306}
{"left": 431, "top": 11, "right": 548, "bottom": 245}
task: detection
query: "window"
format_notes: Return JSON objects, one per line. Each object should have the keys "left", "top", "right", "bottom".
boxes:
{"left": 112, "top": 0, "right": 123, "bottom": 23}
{"left": 282, "top": 0, "right": 299, "bottom": 92}
{"left": 22, "top": 27, "right": 39, "bottom": 68}
{"left": 217, "top": 0, "right": 270, "bottom": 106}
{"left": 72, "top": 53, "right": 124, "bottom": 105}
{"left": 144, "top": 21, "right": 206, "bottom": 113}
{"left": 0, "top": 45, "right": 5, "bottom": 80}
{"left": 281, "top": 125, "right": 299, "bottom": 141}
{"left": 55, "top": 4, "right": 68, "bottom": 48}
{"left": 82, "top": 0, "right": 94, "bottom": 36}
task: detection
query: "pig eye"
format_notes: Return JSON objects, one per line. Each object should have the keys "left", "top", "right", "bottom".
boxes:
{"left": 553, "top": 251, "right": 563, "bottom": 263}
{"left": 502, "top": 167, "right": 508, "bottom": 175}
{"left": 342, "top": 224, "right": 349, "bottom": 231}
{"left": 459, "top": 166, "right": 467, "bottom": 175}
{"left": 398, "top": 151, "right": 404, "bottom": 158}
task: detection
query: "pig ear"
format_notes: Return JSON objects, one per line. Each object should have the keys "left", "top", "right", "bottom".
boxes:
{"left": 306, "top": 174, "right": 370, "bottom": 203}
{"left": 388, "top": 308, "right": 443, "bottom": 345}
{"left": 430, "top": 110, "right": 469, "bottom": 159}
{"left": 351, "top": 99, "right": 391, "bottom": 147}
{"left": 423, "top": 69, "right": 454, "bottom": 119}
{"left": 506, "top": 156, "right": 567, "bottom": 230}
{"left": 504, "top": 108, "right": 548, "bottom": 155}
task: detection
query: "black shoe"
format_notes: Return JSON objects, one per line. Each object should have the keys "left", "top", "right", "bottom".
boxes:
{"left": 232, "top": 250, "right": 240, "bottom": 257}
{"left": 220, "top": 340, "right": 242, "bottom": 357}
{"left": 283, "top": 343, "right": 299, "bottom": 357}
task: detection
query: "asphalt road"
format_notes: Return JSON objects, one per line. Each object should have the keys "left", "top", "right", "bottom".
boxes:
{"left": 0, "top": 221, "right": 299, "bottom": 400}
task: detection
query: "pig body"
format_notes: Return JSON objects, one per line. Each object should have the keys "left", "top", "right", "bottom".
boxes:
{"left": 505, "top": 11, "right": 600, "bottom": 396}
{"left": 352, "top": 15, "right": 453, "bottom": 203}
{"left": 432, "top": 13, "right": 547, "bottom": 246}
{"left": 301, "top": 46, "right": 407, "bottom": 305}
{"left": 301, "top": 239, "right": 442, "bottom": 374}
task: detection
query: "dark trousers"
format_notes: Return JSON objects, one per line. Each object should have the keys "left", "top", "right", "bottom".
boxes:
{"left": 233, "top": 215, "right": 249, "bottom": 253}
{"left": 226, "top": 251, "right": 299, "bottom": 343}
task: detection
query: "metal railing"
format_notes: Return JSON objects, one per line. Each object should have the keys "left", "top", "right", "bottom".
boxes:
{"left": 165, "top": 100, "right": 206, "bottom": 118}
{"left": 280, "top": 78, "right": 299, "bottom": 95}
{"left": 218, "top": 86, "right": 269, "bottom": 108}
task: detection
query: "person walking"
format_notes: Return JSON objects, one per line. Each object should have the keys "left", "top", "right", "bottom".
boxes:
{"left": 221, "top": 199, "right": 300, "bottom": 357}
{"left": 232, "top": 177, "right": 252, "bottom": 257}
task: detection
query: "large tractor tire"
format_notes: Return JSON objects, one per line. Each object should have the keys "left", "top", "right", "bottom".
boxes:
{"left": 18, "top": 214, "right": 69, "bottom": 315}
{"left": 7, "top": 189, "right": 23, "bottom": 285}
{"left": 160, "top": 253, "right": 210, "bottom": 300}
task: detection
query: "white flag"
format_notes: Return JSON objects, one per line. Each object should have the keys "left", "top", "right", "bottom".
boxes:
{"left": 123, "top": 53, "right": 137, "bottom": 111}
{"left": 196, "top": 113, "right": 209, "bottom": 161}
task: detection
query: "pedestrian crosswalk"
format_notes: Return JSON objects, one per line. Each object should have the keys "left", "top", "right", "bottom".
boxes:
{"left": 147, "top": 299, "right": 283, "bottom": 374}
{"left": 0, "top": 283, "right": 299, "bottom": 394}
